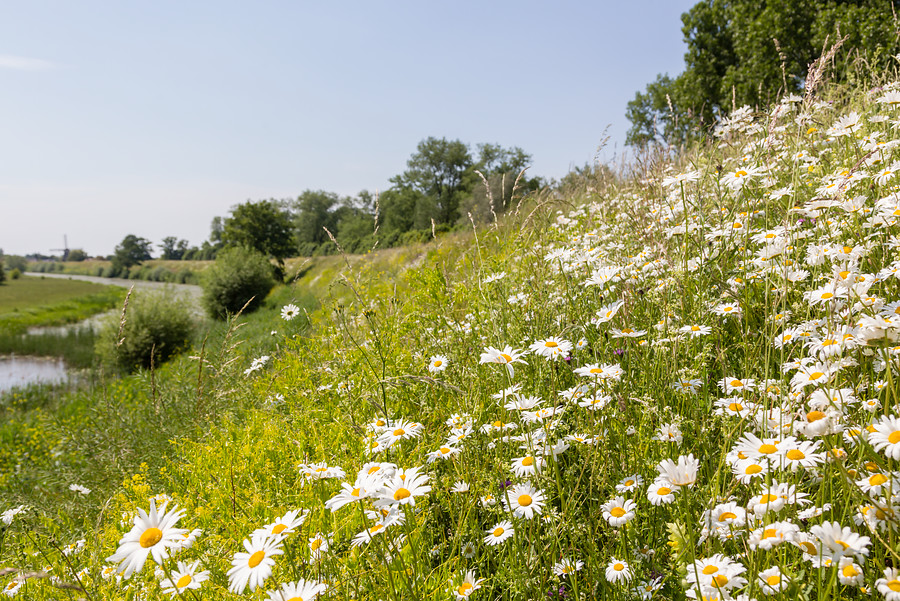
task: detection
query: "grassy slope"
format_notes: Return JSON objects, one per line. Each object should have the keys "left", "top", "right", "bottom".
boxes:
{"left": 4, "top": 79, "right": 900, "bottom": 601}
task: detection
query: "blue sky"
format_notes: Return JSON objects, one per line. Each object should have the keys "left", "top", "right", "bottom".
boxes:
{"left": 1, "top": 1, "right": 695, "bottom": 256}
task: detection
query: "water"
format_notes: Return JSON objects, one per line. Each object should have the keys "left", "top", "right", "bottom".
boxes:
{"left": 0, "top": 355, "right": 69, "bottom": 393}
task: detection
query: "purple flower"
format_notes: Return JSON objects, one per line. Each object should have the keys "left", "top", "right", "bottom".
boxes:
{"left": 613, "top": 348, "right": 625, "bottom": 356}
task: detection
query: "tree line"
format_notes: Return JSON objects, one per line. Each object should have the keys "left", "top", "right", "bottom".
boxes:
{"left": 626, "top": 0, "right": 900, "bottom": 147}
{"left": 37, "top": 137, "right": 541, "bottom": 276}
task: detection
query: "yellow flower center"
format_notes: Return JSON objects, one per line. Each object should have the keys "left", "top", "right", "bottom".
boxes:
{"left": 590, "top": 368, "right": 603, "bottom": 374}
{"left": 702, "top": 565, "right": 719, "bottom": 575}
{"left": 657, "top": 486, "right": 671, "bottom": 495}
{"left": 786, "top": 449, "right": 805, "bottom": 460}
{"left": 713, "top": 574, "right": 729, "bottom": 587}
{"left": 728, "top": 402, "right": 743, "bottom": 411}
{"left": 762, "top": 528, "right": 777, "bottom": 539}
{"left": 691, "top": 325, "right": 700, "bottom": 331}
{"left": 394, "top": 488, "right": 411, "bottom": 501}
{"left": 433, "top": 360, "right": 442, "bottom": 367}
{"left": 766, "top": 575, "right": 781, "bottom": 586}
{"left": 544, "top": 341, "right": 558, "bottom": 348}
{"left": 175, "top": 574, "right": 192, "bottom": 588}
{"left": 500, "top": 353, "right": 513, "bottom": 362}
{"left": 720, "top": 511, "right": 737, "bottom": 520}
{"left": 272, "top": 524, "right": 287, "bottom": 534}
{"left": 888, "top": 580, "right": 900, "bottom": 592}
{"left": 458, "top": 583, "right": 473, "bottom": 594}
{"left": 735, "top": 170, "right": 748, "bottom": 177}
{"left": 745, "top": 464, "right": 763, "bottom": 475}
{"left": 758, "top": 443, "right": 778, "bottom": 454}
{"left": 139, "top": 527, "right": 163, "bottom": 548}
{"left": 888, "top": 431, "right": 900, "bottom": 444}
{"left": 842, "top": 564, "right": 859, "bottom": 578}
{"left": 493, "top": 420, "right": 503, "bottom": 428}
{"left": 248, "top": 550, "right": 265, "bottom": 568}
{"left": 311, "top": 539, "right": 323, "bottom": 551}
{"left": 799, "top": 541, "right": 817, "bottom": 555}
{"left": 759, "top": 494, "right": 779, "bottom": 504}
{"left": 809, "top": 371, "right": 825, "bottom": 380}
{"left": 610, "top": 507, "right": 626, "bottom": 518}
{"left": 807, "top": 410, "right": 825, "bottom": 422}
{"left": 821, "top": 292, "right": 834, "bottom": 299}
{"left": 518, "top": 494, "right": 533, "bottom": 507}
{"left": 730, "top": 379, "right": 743, "bottom": 387}
{"left": 522, "top": 456, "right": 534, "bottom": 467}
{"left": 614, "top": 563, "right": 625, "bottom": 571}
{"left": 493, "top": 527, "right": 505, "bottom": 537}
{"left": 624, "top": 479, "right": 634, "bottom": 486}
{"left": 869, "top": 474, "right": 887, "bottom": 486}
{"left": 393, "top": 428, "right": 405, "bottom": 436}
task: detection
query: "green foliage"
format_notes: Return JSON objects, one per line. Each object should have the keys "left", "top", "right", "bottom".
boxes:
{"left": 9, "top": 269, "right": 21, "bottom": 280}
{"left": 158, "top": 236, "right": 189, "bottom": 260}
{"left": 3, "top": 255, "right": 27, "bottom": 272}
{"left": 626, "top": 0, "right": 900, "bottom": 146}
{"left": 66, "top": 248, "right": 87, "bottom": 262}
{"left": 201, "top": 246, "right": 276, "bottom": 319}
{"left": 111, "top": 234, "right": 153, "bottom": 275}
{"left": 0, "top": 257, "right": 5, "bottom": 285}
{"left": 97, "top": 290, "right": 195, "bottom": 372}
{"left": 221, "top": 200, "right": 294, "bottom": 267}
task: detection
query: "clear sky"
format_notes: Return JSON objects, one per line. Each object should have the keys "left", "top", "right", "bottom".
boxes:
{"left": 1, "top": 1, "right": 695, "bottom": 257}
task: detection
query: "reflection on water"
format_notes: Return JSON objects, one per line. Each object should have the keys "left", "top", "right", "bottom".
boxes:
{"left": 0, "top": 355, "right": 69, "bottom": 393}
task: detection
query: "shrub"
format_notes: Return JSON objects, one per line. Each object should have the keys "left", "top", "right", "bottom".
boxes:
{"left": 0, "top": 258, "right": 5, "bottom": 284}
{"left": 10, "top": 268, "right": 21, "bottom": 279}
{"left": 96, "top": 289, "right": 195, "bottom": 372}
{"left": 201, "top": 246, "right": 276, "bottom": 319}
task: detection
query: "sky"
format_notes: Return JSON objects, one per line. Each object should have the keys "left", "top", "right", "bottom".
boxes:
{"left": 0, "top": 1, "right": 695, "bottom": 257}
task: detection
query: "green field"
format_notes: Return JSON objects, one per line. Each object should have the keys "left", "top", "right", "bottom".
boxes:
{"left": 0, "top": 275, "right": 125, "bottom": 334}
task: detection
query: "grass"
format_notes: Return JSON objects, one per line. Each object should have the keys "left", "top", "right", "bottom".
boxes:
{"left": 3, "top": 72, "right": 900, "bottom": 601}
{"left": 0, "top": 276, "right": 125, "bottom": 334}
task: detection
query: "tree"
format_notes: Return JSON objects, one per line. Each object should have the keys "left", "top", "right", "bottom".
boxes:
{"left": 67, "top": 248, "right": 88, "bottom": 262}
{"left": 0, "top": 258, "right": 5, "bottom": 285}
{"left": 159, "top": 237, "right": 189, "bottom": 260}
{"left": 626, "top": 0, "right": 900, "bottom": 146}
{"left": 293, "top": 190, "right": 341, "bottom": 255}
{"left": 391, "top": 137, "right": 474, "bottom": 226}
{"left": 111, "top": 235, "right": 153, "bottom": 274}
{"left": 221, "top": 200, "right": 295, "bottom": 274}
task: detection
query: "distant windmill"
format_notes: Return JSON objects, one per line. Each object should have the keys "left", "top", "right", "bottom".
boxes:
{"left": 51, "top": 235, "right": 70, "bottom": 261}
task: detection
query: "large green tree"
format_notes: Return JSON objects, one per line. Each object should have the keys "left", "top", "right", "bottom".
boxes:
{"left": 627, "top": 0, "right": 900, "bottom": 146}
{"left": 221, "top": 200, "right": 294, "bottom": 272}
{"left": 111, "top": 234, "right": 153, "bottom": 274}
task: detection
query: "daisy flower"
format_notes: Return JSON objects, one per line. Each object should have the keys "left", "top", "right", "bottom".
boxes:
{"left": 427, "top": 445, "right": 461, "bottom": 463}
{"left": 280, "top": 304, "right": 300, "bottom": 321}
{"left": 325, "top": 481, "right": 372, "bottom": 512}
{"left": 479, "top": 345, "right": 527, "bottom": 376}
{"left": 510, "top": 454, "right": 544, "bottom": 477}
{"left": 298, "top": 462, "right": 346, "bottom": 480}
{"left": 428, "top": 355, "right": 449, "bottom": 373}
{"left": 593, "top": 300, "right": 624, "bottom": 324}
{"left": 869, "top": 414, "right": 900, "bottom": 460}
{"left": 308, "top": 532, "right": 330, "bottom": 560}
{"left": 106, "top": 500, "right": 187, "bottom": 579}
{"left": 685, "top": 554, "right": 747, "bottom": 593}
{"left": 484, "top": 521, "right": 514, "bottom": 546}
{"left": 226, "top": 531, "right": 284, "bottom": 593}
{"left": 809, "top": 521, "right": 871, "bottom": 560}
{"left": 615, "top": 474, "right": 643, "bottom": 493}
{"left": 266, "top": 580, "right": 328, "bottom": 601}
{"left": 758, "top": 566, "right": 789, "bottom": 595}
{"left": 647, "top": 479, "right": 677, "bottom": 505}
{"left": 876, "top": 567, "right": 900, "bottom": 601}
{"left": 159, "top": 560, "right": 209, "bottom": 598}
{"left": 553, "top": 558, "right": 584, "bottom": 577}
{"left": 655, "top": 454, "right": 699, "bottom": 488}
{"left": 605, "top": 558, "right": 632, "bottom": 584}
{"left": 374, "top": 471, "right": 431, "bottom": 507}
{"left": 601, "top": 496, "right": 636, "bottom": 526}
{"left": 672, "top": 378, "right": 703, "bottom": 394}
{"left": 262, "top": 509, "right": 308, "bottom": 540}
{"left": 679, "top": 324, "right": 712, "bottom": 338}
{"left": 2, "top": 580, "right": 22, "bottom": 596}
{"left": 451, "top": 570, "right": 485, "bottom": 600}
{"left": 838, "top": 557, "right": 864, "bottom": 586}
{"left": 377, "top": 420, "right": 424, "bottom": 448}
{"left": 504, "top": 483, "right": 545, "bottom": 520}
{"left": 1, "top": 505, "right": 26, "bottom": 526}
{"left": 529, "top": 337, "right": 573, "bottom": 360}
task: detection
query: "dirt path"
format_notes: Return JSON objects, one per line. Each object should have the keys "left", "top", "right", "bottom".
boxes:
{"left": 24, "top": 272, "right": 203, "bottom": 300}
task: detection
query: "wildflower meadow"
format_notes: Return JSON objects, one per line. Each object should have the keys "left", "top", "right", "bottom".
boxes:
{"left": 4, "top": 67, "right": 900, "bottom": 601}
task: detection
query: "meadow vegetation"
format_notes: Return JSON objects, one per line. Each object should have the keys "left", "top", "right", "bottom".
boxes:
{"left": 5, "top": 60, "right": 900, "bottom": 601}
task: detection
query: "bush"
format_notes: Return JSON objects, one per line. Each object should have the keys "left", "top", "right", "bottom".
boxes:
{"left": 97, "top": 290, "right": 194, "bottom": 372}
{"left": 201, "top": 246, "right": 276, "bottom": 319}
{"left": 10, "top": 268, "right": 21, "bottom": 280}
{"left": 0, "top": 258, "right": 5, "bottom": 284}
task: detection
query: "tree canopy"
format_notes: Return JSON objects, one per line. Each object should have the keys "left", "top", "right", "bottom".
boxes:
{"left": 111, "top": 234, "right": 153, "bottom": 273}
{"left": 221, "top": 200, "right": 295, "bottom": 266}
{"left": 626, "top": 0, "right": 900, "bottom": 146}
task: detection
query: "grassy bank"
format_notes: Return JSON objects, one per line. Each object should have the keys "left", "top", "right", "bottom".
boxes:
{"left": 4, "top": 79, "right": 900, "bottom": 601}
